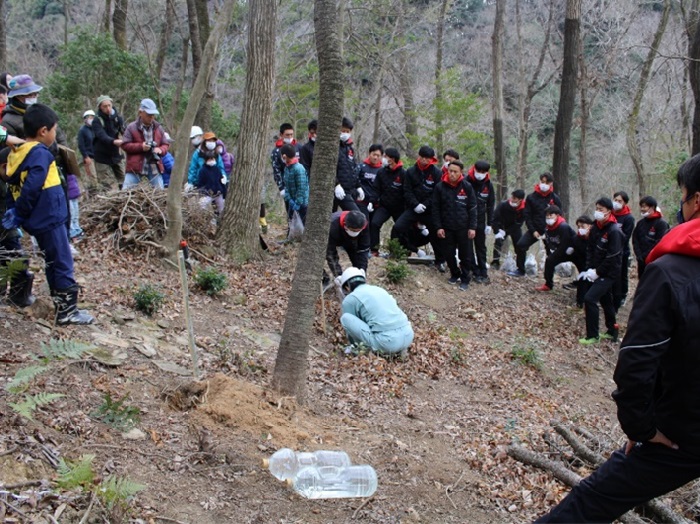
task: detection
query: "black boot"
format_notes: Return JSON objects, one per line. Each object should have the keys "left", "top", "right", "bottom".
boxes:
{"left": 54, "top": 285, "right": 94, "bottom": 325}
{"left": 7, "top": 271, "right": 36, "bottom": 308}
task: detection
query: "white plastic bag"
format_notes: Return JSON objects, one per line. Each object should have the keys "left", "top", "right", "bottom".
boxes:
{"left": 555, "top": 261, "right": 574, "bottom": 278}
{"left": 288, "top": 210, "right": 305, "bottom": 241}
{"left": 501, "top": 252, "right": 517, "bottom": 273}
{"left": 525, "top": 253, "right": 538, "bottom": 276}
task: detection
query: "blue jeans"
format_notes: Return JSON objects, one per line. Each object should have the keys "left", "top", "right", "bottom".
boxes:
{"left": 340, "top": 313, "right": 414, "bottom": 355}
{"left": 123, "top": 170, "right": 164, "bottom": 190}
{"left": 68, "top": 199, "right": 83, "bottom": 239}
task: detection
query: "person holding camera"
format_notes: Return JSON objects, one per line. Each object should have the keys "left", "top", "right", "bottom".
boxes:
{"left": 120, "top": 98, "right": 169, "bottom": 190}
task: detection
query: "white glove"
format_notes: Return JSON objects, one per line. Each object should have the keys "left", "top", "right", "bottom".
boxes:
{"left": 356, "top": 187, "right": 365, "bottom": 201}
{"left": 485, "top": 225, "right": 492, "bottom": 235}
{"left": 335, "top": 184, "right": 346, "bottom": 199}
{"left": 417, "top": 224, "right": 430, "bottom": 237}
{"left": 367, "top": 202, "right": 374, "bottom": 213}
{"left": 494, "top": 229, "right": 506, "bottom": 240}
{"left": 279, "top": 189, "right": 286, "bottom": 198}
{"left": 586, "top": 269, "right": 599, "bottom": 282}
{"left": 414, "top": 203, "right": 426, "bottom": 214}
{"left": 221, "top": 175, "right": 228, "bottom": 185}
{"left": 184, "top": 183, "right": 193, "bottom": 192}
{"left": 577, "top": 270, "right": 588, "bottom": 281}
{"left": 566, "top": 247, "right": 574, "bottom": 255}
{"left": 334, "top": 276, "right": 343, "bottom": 287}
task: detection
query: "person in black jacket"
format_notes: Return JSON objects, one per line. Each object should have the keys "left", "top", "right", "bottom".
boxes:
{"left": 357, "top": 143, "right": 383, "bottom": 221}
{"left": 612, "top": 190, "right": 635, "bottom": 311}
{"left": 633, "top": 195, "right": 669, "bottom": 278}
{"left": 578, "top": 198, "right": 622, "bottom": 345}
{"left": 491, "top": 189, "right": 525, "bottom": 269}
{"left": 534, "top": 153, "right": 700, "bottom": 523}
{"left": 370, "top": 147, "right": 405, "bottom": 255}
{"left": 91, "top": 95, "right": 125, "bottom": 192}
{"left": 562, "top": 215, "right": 594, "bottom": 307}
{"left": 432, "top": 161, "right": 477, "bottom": 291}
{"left": 77, "top": 110, "right": 95, "bottom": 183}
{"left": 326, "top": 210, "right": 370, "bottom": 277}
{"left": 299, "top": 119, "right": 316, "bottom": 175}
{"left": 534, "top": 206, "right": 576, "bottom": 292}
{"left": 466, "top": 160, "right": 495, "bottom": 283}
{"left": 333, "top": 117, "right": 361, "bottom": 212}
{"left": 508, "top": 173, "right": 562, "bottom": 277}
{"left": 392, "top": 145, "right": 442, "bottom": 259}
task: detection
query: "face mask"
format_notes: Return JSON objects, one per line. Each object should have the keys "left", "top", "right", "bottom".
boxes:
{"left": 594, "top": 210, "right": 606, "bottom": 221}
{"left": 509, "top": 200, "right": 519, "bottom": 208}
{"left": 283, "top": 137, "right": 293, "bottom": 144}
{"left": 191, "top": 137, "right": 202, "bottom": 146}
{"left": 205, "top": 141, "right": 216, "bottom": 150}
{"left": 25, "top": 97, "right": 38, "bottom": 106}
{"left": 110, "top": 108, "right": 116, "bottom": 115}
{"left": 443, "top": 162, "right": 450, "bottom": 169}
{"left": 546, "top": 218, "right": 556, "bottom": 226}
{"left": 475, "top": 172, "right": 487, "bottom": 181}
{"left": 344, "top": 228, "right": 361, "bottom": 237}
{"left": 339, "top": 132, "right": 351, "bottom": 142}
{"left": 205, "top": 159, "right": 216, "bottom": 167}
{"left": 310, "top": 136, "right": 316, "bottom": 142}
{"left": 382, "top": 158, "right": 389, "bottom": 167}
{"left": 539, "top": 183, "right": 550, "bottom": 192}
{"left": 86, "top": 118, "right": 94, "bottom": 126}
{"left": 613, "top": 201, "right": 623, "bottom": 211}
{"left": 578, "top": 228, "right": 589, "bottom": 236}
{"left": 641, "top": 211, "right": 650, "bottom": 218}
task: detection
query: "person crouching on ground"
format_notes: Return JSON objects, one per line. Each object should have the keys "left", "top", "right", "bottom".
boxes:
{"left": 337, "top": 266, "right": 414, "bottom": 357}
{"left": 2, "top": 104, "right": 93, "bottom": 324}
{"left": 534, "top": 205, "right": 575, "bottom": 292}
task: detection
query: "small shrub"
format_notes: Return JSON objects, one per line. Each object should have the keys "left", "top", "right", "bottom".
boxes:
{"left": 194, "top": 267, "right": 228, "bottom": 296}
{"left": 133, "top": 284, "right": 165, "bottom": 315}
{"left": 385, "top": 260, "right": 411, "bottom": 284}
{"left": 98, "top": 475, "right": 146, "bottom": 510}
{"left": 57, "top": 454, "right": 96, "bottom": 490}
{"left": 92, "top": 392, "right": 141, "bottom": 430}
{"left": 511, "top": 344, "right": 543, "bottom": 370}
{"left": 384, "top": 238, "right": 408, "bottom": 261}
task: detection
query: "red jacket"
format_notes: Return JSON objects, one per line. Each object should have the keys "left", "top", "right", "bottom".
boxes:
{"left": 121, "top": 118, "right": 170, "bottom": 174}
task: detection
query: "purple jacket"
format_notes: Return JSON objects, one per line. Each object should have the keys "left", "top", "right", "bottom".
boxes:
{"left": 66, "top": 174, "right": 81, "bottom": 200}
{"left": 216, "top": 139, "right": 234, "bottom": 176}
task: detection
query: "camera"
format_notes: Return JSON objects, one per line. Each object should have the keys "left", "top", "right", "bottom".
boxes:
{"left": 147, "top": 140, "right": 161, "bottom": 162}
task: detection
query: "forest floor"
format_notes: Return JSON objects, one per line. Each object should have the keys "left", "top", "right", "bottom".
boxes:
{"left": 1, "top": 198, "right": 687, "bottom": 524}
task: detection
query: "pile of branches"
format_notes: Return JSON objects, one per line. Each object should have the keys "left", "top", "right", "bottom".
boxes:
{"left": 508, "top": 419, "right": 696, "bottom": 523}
{"left": 81, "top": 187, "right": 217, "bottom": 252}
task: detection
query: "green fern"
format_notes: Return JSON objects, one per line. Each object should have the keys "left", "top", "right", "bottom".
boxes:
{"left": 57, "top": 454, "right": 96, "bottom": 490}
{"left": 6, "top": 364, "right": 49, "bottom": 393}
{"left": 39, "top": 339, "right": 96, "bottom": 361}
{"left": 98, "top": 475, "right": 146, "bottom": 509}
{"left": 9, "top": 392, "right": 65, "bottom": 420}
{"left": 0, "top": 258, "right": 26, "bottom": 288}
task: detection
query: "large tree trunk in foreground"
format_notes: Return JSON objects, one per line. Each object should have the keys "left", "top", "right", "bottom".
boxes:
{"left": 686, "top": 0, "right": 700, "bottom": 155}
{"left": 186, "top": 0, "right": 203, "bottom": 82}
{"left": 551, "top": 0, "right": 581, "bottom": 216}
{"left": 0, "top": 0, "right": 6, "bottom": 73}
{"left": 161, "top": 0, "right": 236, "bottom": 259}
{"left": 194, "top": 1, "right": 214, "bottom": 131}
{"left": 271, "top": 0, "right": 344, "bottom": 401}
{"left": 491, "top": 0, "right": 506, "bottom": 200}
{"left": 112, "top": 0, "right": 128, "bottom": 50}
{"left": 217, "top": 0, "right": 277, "bottom": 261}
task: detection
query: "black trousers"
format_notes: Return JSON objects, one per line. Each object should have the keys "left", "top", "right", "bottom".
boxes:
{"left": 535, "top": 443, "right": 700, "bottom": 523}
{"left": 370, "top": 206, "right": 402, "bottom": 251}
{"left": 440, "top": 229, "right": 471, "bottom": 282}
{"left": 516, "top": 230, "right": 540, "bottom": 272}
{"left": 391, "top": 209, "right": 443, "bottom": 262}
{"left": 472, "top": 227, "right": 488, "bottom": 277}
{"left": 492, "top": 224, "right": 523, "bottom": 263}
{"left": 613, "top": 253, "right": 630, "bottom": 310}
{"left": 584, "top": 277, "right": 616, "bottom": 339}
{"left": 543, "top": 250, "right": 575, "bottom": 288}
{"left": 333, "top": 194, "right": 359, "bottom": 212}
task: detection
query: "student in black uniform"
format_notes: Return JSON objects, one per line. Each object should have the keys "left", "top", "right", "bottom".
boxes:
{"left": 491, "top": 189, "right": 525, "bottom": 269}
{"left": 612, "top": 190, "right": 635, "bottom": 310}
{"left": 370, "top": 147, "right": 406, "bottom": 256}
{"left": 632, "top": 195, "right": 669, "bottom": 278}
{"left": 562, "top": 215, "right": 595, "bottom": 307}
{"left": 356, "top": 144, "right": 383, "bottom": 221}
{"left": 465, "top": 160, "right": 495, "bottom": 284}
{"left": 534, "top": 206, "right": 576, "bottom": 292}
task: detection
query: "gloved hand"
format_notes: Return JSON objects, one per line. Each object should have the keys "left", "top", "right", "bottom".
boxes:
{"left": 367, "top": 202, "right": 374, "bottom": 213}
{"left": 485, "top": 225, "right": 493, "bottom": 235}
{"left": 414, "top": 203, "right": 426, "bottom": 214}
{"left": 279, "top": 189, "right": 286, "bottom": 198}
{"left": 2, "top": 209, "right": 22, "bottom": 229}
{"left": 334, "top": 184, "right": 346, "bottom": 200}
{"left": 184, "top": 183, "right": 193, "bottom": 193}
{"left": 494, "top": 229, "right": 506, "bottom": 240}
{"left": 334, "top": 275, "right": 343, "bottom": 287}
{"left": 566, "top": 247, "right": 574, "bottom": 255}
{"left": 577, "top": 270, "right": 589, "bottom": 281}
{"left": 221, "top": 175, "right": 228, "bottom": 185}
{"left": 356, "top": 187, "right": 365, "bottom": 201}
{"left": 417, "top": 224, "right": 430, "bottom": 237}
{"left": 585, "top": 269, "right": 599, "bottom": 282}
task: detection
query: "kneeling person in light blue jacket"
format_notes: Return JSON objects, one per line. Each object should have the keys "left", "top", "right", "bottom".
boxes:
{"left": 337, "top": 267, "right": 414, "bottom": 356}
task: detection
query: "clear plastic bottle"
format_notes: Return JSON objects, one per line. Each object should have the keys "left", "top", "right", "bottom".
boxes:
{"left": 287, "top": 465, "right": 378, "bottom": 499}
{"left": 262, "top": 448, "right": 352, "bottom": 481}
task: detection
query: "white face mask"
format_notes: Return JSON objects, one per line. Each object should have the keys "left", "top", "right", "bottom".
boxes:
{"left": 443, "top": 161, "right": 450, "bottom": 169}
{"left": 205, "top": 159, "right": 216, "bottom": 167}
{"left": 382, "top": 158, "right": 389, "bottom": 167}
{"left": 594, "top": 210, "right": 606, "bottom": 221}
{"left": 509, "top": 200, "right": 519, "bottom": 208}
{"left": 613, "top": 201, "right": 623, "bottom": 211}
{"left": 86, "top": 118, "right": 94, "bottom": 126}
{"left": 191, "top": 137, "right": 202, "bottom": 146}
{"left": 310, "top": 136, "right": 316, "bottom": 142}
{"left": 345, "top": 228, "right": 361, "bottom": 237}
{"left": 578, "top": 228, "right": 589, "bottom": 236}
{"left": 110, "top": 108, "right": 116, "bottom": 115}
{"left": 546, "top": 217, "right": 556, "bottom": 226}
{"left": 25, "top": 97, "right": 38, "bottom": 106}
{"left": 539, "top": 183, "right": 550, "bottom": 192}
{"left": 205, "top": 141, "right": 217, "bottom": 150}
{"left": 641, "top": 211, "right": 650, "bottom": 218}
{"left": 339, "top": 132, "right": 351, "bottom": 142}
{"left": 282, "top": 137, "right": 293, "bottom": 144}
{"left": 475, "top": 172, "right": 487, "bottom": 181}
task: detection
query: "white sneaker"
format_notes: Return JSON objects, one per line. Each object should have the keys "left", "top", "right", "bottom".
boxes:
{"left": 417, "top": 249, "right": 427, "bottom": 258}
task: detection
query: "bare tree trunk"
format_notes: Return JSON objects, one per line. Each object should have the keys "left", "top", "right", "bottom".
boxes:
{"left": 186, "top": 0, "right": 203, "bottom": 81}
{"left": 491, "top": 0, "right": 506, "bottom": 200}
{"left": 155, "top": 0, "right": 176, "bottom": 82}
{"left": 626, "top": 0, "right": 671, "bottom": 198}
{"left": 216, "top": 0, "right": 277, "bottom": 260}
{"left": 161, "top": 0, "right": 237, "bottom": 258}
{"left": 271, "top": 0, "right": 344, "bottom": 401}
{"left": 112, "top": 0, "right": 128, "bottom": 50}
{"left": 194, "top": 1, "right": 214, "bottom": 130}
{"left": 167, "top": 36, "right": 190, "bottom": 137}
{"left": 399, "top": 49, "right": 417, "bottom": 159}
{"left": 102, "top": 0, "right": 111, "bottom": 33}
{"left": 434, "top": 0, "right": 451, "bottom": 155}
{"left": 687, "top": 1, "right": 700, "bottom": 155}
{"left": 372, "top": 70, "right": 383, "bottom": 144}
{"left": 0, "top": 0, "right": 7, "bottom": 73}
{"left": 551, "top": 0, "right": 581, "bottom": 216}
{"left": 578, "top": 30, "right": 591, "bottom": 211}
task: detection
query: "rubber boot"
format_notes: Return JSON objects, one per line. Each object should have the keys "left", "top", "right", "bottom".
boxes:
{"left": 54, "top": 286, "right": 94, "bottom": 325}
{"left": 7, "top": 271, "right": 36, "bottom": 308}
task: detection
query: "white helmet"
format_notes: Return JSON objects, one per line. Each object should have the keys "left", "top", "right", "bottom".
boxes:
{"left": 190, "top": 125, "right": 203, "bottom": 138}
{"left": 83, "top": 110, "right": 95, "bottom": 118}
{"left": 339, "top": 267, "right": 366, "bottom": 287}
